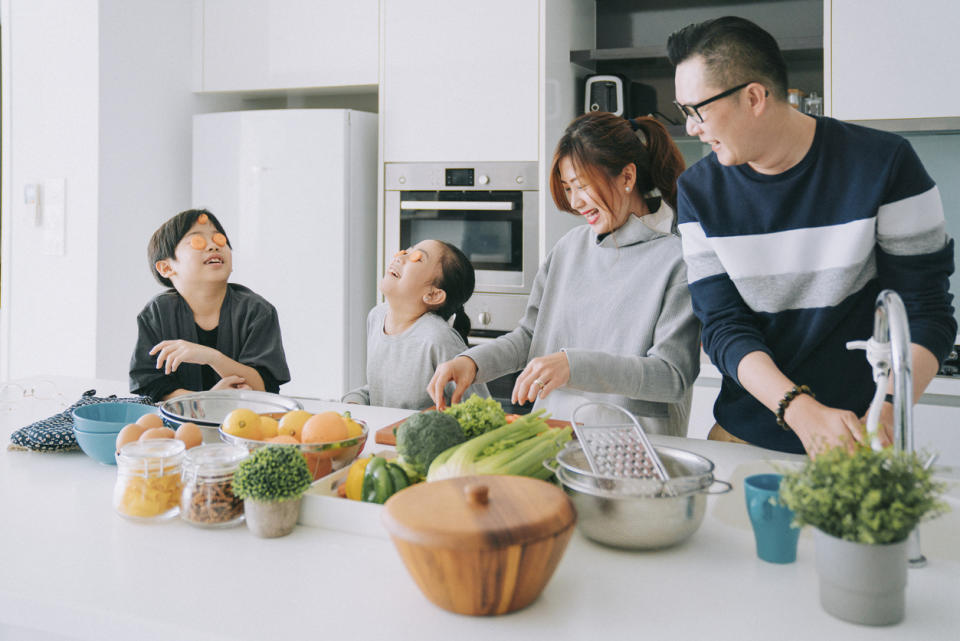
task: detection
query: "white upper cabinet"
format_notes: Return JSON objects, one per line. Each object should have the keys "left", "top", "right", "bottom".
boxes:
{"left": 382, "top": 0, "right": 540, "bottom": 162}
{"left": 197, "top": 0, "right": 378, "bottom": 92}
{"left": 827, "top": 0, "right": 960, "bottom": 121}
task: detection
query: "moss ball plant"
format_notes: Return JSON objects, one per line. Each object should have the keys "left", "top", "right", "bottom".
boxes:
{"left": 233, "top": 446, "right": 312, "bottom": 503}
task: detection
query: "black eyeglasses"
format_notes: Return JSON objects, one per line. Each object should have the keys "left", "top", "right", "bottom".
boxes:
{"left": 673, "top": 82, "right": 754, "bottom": 124}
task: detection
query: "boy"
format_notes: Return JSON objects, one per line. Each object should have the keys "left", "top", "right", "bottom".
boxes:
{"left": 129, "top": 209, "right": 290, "bottom": 401}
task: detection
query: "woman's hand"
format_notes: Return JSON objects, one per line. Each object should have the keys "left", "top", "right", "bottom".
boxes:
{"left": 211, "top": 375, "right": 250, "bottom": 391}
{"left": 512, "top": 351, "right": 570, "bottom": 406}
{"left": 150, "top": 340, "right": 217, "bottom": 374}
{"left": 785, "top": 394, "right": 870, "bottom": 457}
{"left": 428, "top": 356, "right": 479, "bottom": 410}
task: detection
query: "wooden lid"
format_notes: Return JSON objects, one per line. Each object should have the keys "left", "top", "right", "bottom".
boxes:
{"left": 381, "top": 475, "right": 576, "bottom": 549}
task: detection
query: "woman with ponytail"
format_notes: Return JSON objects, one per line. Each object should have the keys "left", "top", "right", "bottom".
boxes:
{"left": 429, "top": 112, "right": 701, "bottom": 435}
{"left": 341, "top": 239, "right": 489, "bottom": 409}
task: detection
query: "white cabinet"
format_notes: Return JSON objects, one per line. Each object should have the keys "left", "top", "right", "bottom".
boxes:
{"left": 827, "top": 0, "right": 960, "bottom": 122}
{"left": 197, "top": 0, "right": 378, "bottom": 92}
{"left": 382, "top": 0, "right": 539, "bottom": 162}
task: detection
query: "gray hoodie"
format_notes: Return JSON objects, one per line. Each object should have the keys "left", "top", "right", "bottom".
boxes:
{"left": 462, "top": 206, "right": 701, "bottom": 435}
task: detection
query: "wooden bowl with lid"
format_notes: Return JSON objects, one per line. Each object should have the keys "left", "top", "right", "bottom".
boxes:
{"left": 381, "top": 475, "right": 576, "bottom": 616}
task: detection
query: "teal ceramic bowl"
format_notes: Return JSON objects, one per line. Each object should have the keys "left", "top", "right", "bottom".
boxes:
{"left": 72, "top": 402, "right": 159, "bottom": 434}
{"left": 73, "top": 427, "right": 121, "bottom": 465}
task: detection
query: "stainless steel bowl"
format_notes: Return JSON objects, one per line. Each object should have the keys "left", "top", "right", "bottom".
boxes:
{"left": 547, "top": 442, "right": 731, "bottom": 550}
{"left": 159, "top": 390, "right": 303, "bottom": 443}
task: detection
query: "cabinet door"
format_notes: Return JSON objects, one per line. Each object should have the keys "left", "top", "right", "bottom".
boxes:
{"left": 829, "top": 0, "right": 960, "bottom": 120}
{"left": 383, "top": 0, "right": 539, "bottom": 162}
{"left": 200, "top": 0, "right": 378, "bottom": 92}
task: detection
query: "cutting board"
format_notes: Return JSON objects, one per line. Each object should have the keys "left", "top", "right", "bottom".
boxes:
{"left": 375, "top": 407, "right": 571, "bottom": 446}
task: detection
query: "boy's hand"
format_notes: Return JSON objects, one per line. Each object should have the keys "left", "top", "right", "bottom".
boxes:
{"left": 150, "top": 340, "right": 218, "bottom": 374}
{"left": 211, "top": 375, "right": 251, "bottom": 391}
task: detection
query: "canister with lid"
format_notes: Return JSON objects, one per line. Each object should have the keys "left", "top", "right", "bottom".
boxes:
{"left": 113, "top": 439, "right": 186, "bottom": 521}
{"left": 381, "top": 475, "right": 576, "bottom": 616}
{"left": 180, "top": 443, "right": 248, "bottom": 528}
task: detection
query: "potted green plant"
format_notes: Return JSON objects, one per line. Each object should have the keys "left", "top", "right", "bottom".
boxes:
{"left": 779, "top": 443, "right": 947, "bottom": 625}
{"left": 233, "top": 446, "right": 313, "bottom": 538}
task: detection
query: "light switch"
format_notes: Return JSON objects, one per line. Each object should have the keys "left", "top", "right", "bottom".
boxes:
{"left": 42, "top": 178, "right": 66, "bottom": 256}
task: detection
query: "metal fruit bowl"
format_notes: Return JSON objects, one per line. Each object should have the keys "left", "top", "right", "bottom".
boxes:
{"left": 546, "top": 442, "right": 731, "bottom": 550}
{"left": 159, "top": 390, "right": 304, "bottom": 443}
{"left": 219, "top": 419, "right": 368, "bottom": 481}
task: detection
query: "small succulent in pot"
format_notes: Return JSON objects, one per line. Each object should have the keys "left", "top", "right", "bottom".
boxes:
{"left": 233, "top": 445, "right": 313, "bottom": 538}
{"left": 779, "top": 443, "right": 947, "bottom": 545}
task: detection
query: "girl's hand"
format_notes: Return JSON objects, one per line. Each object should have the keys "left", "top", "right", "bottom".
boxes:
{"left": 211, "top": 375, "right": 250, "bottom": 391}
{"left": 512, "top": 351, "right": 570, "bottom": 406}
{"left": 150, "top": 340, "right": 217, "bottom": 374}
{"left": 428, "top": 356, "right": 478, "bottom": 410}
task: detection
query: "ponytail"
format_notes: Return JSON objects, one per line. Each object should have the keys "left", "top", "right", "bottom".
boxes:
{"left": 628, "top": 116, "right": 686, "bottom": 213}
{"left": 433, "top": 242, "right": 476, "bottom": 346}
{"left": 451, "top": 307, "right": 472, "bottom": 344}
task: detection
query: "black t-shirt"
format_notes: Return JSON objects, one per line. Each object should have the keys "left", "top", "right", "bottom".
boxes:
{"left": 137, "top": 324, "right": 281, "bottom": 402}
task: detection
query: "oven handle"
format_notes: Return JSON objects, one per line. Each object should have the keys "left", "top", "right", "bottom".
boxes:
{"left": 400, "top": 201, "right": 515, "bottom": 211}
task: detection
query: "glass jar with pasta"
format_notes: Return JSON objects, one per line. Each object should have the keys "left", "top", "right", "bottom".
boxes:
{"left": 113, "top": 439, "right": 185, "bottom": 521}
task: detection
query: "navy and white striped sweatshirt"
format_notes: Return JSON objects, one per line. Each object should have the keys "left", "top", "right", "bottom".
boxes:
{"left": 677, "top": 116, "right": 956, "bottom": 453}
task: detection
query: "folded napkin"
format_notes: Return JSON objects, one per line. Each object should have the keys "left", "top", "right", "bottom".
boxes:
{"left": 8, "top": 389, "right": 155, "bottom": 452}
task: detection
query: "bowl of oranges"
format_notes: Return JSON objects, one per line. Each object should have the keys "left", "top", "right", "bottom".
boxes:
{"left": 159, "top": 390, "right": 304, "bottom": 444}
{"left": 218, "top": 408, "right": 368, "bottom": 480}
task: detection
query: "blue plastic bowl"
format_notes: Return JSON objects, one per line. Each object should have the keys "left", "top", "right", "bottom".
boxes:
{"left": 73, "top": 427, "right": 121, "bottom": 465}
{"left": 72, "top": 402, "right": 159, "bottom": 434}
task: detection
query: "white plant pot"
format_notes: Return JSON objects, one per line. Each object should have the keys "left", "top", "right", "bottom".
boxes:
{"left": 814, "top": 528, "right": 908, "bottom": 626}
{"left": 243, "top": 496, "right": 303, "bottom": 538}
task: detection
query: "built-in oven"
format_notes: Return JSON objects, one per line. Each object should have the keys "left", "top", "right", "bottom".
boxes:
{"left": 384, "top": 162, "right": 538, "bottom": 334}
{"left": 384, "top": 162, "right": 539, "bottom": 413}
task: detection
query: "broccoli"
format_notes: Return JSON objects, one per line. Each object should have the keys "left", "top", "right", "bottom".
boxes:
{"left": 443, "top": 394, "right": 506, "bottom": 439}
{"left": 395, "top": 410, "right": 467, "bottom": 481}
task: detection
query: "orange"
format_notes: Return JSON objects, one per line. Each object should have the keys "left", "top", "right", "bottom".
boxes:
{"left": 277, "top": 410, "right": 312, "bottom": 440}
{"left": 301, "top": 411, "right": 348, "bottom": 443}
{"left": 222, "top": 408, "right": 263, "bottom": 440}
{"left": 259, "top": 416, "right": 279, "bottom": 439}
{"left": 265, "top": 435, "right": 300, "bottom": 444}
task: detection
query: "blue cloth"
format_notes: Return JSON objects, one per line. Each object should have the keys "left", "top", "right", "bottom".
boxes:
{"left": 678, "top": 116, "right": 956, "bottom": 452}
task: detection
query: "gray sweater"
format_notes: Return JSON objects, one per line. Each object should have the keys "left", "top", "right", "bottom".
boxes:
{"left": 342, "top": 303, "right": 489, "bottom": 409}
{"left": 462, "top": 207, "right": 701, "bottom": 436}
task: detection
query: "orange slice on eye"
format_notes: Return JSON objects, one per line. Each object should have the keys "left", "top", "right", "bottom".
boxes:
{"left": 212, "top": 233, "right": 226, "bottom": 247}
{"left": 197, "top": 213, "right": 208, "bottom": 224}
{"left": 409, "top": 250, "right": 423, "bottom": 262}
{"left": 190, "top": 235, "right": 206, "bottom": 250}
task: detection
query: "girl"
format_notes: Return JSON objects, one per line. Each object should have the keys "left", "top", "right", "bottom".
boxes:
{"left": 342, "top": 239, "right": 489, "bottom": 409}
{"left": 428, "top": 113, "right": 701, "bottom": 435}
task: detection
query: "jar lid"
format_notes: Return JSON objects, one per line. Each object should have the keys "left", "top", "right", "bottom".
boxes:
{"left": 117, "top": 438, "right": 185, "bottom": 474}
{"left": 183, "top": 443, "right": 248, "bottom": 476}
{"left": 381, "top": 475, "right": 576, "bottom": 550}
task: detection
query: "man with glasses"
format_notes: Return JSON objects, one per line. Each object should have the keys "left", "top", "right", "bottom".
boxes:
{"left": 667, "top": 17, "right": 955, "bottom": 455}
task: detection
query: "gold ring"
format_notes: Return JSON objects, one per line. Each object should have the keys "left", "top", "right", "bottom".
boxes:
{"left": 534, "top": 378, "right": 545, "bottom": 389}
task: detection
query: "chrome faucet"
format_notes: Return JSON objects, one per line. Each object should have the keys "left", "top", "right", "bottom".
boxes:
{"left": 848, "top": 289, "right": 925, "bottom": 568}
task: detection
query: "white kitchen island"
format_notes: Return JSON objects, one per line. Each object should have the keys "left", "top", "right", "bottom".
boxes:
{"left": 1, "top": 377, "right": 958, "bottom": 641}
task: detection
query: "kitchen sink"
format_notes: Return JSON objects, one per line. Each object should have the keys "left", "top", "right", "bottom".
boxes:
{"left": 712, "top": 459, "right": 960, "bottom": 562}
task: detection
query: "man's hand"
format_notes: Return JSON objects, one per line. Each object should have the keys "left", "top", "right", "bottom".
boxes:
{"left": 785, "top": 394, "right": 868, "bottom": 457}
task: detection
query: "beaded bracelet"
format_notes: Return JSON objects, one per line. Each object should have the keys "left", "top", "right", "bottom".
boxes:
{"left": 776, "top": 384, "right": 815, "bottom": 431}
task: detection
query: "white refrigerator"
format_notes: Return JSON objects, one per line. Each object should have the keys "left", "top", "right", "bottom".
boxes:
{"left": 192, "top": 109, "right": 378, "bottom": 399}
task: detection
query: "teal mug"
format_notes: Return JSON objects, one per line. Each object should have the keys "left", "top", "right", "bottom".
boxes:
{"left": 744, "top": 473, "right": 800, "bottom": 564}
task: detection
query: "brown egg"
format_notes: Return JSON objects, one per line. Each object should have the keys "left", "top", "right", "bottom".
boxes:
{"left": 116, "top": 423, "right": 148, "bottom": 452}
{"left": 139, "top": 426, "right": 176, "bottom": 441}
{"left": 136, "top": 413, "right": 165, "bottom": 429}
{"left": 175, "top": 422, "right": 203, "bottom": 449}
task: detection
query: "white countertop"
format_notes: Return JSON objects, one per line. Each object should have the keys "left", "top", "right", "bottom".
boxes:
{"left": 2, "top": 376, "right": 958, "bottom": 641}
